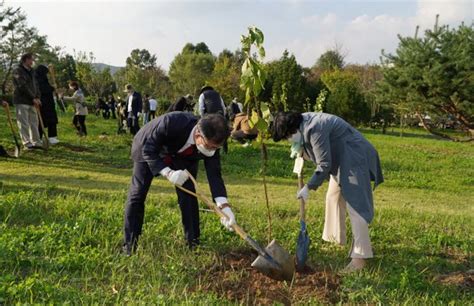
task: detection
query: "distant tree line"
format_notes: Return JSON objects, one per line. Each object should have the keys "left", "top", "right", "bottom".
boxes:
{"left": 1, "top": 4, "right": 472, "bottom": 140}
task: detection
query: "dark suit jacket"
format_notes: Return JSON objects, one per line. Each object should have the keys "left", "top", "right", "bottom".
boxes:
{"left": 131, "top": 112, "right": 227, "bottom": 198}
{"left": 126, "top": 91, "right": 142, "bottom": 117}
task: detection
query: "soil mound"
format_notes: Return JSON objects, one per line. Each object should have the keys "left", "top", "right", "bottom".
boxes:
{"left": 199, "top": 250, "right": 340, "bottom": 305}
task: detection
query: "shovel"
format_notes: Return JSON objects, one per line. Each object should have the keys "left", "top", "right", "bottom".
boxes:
{"left": 176, "top": 171, "right": 295, "bottom": 281}
{"left": 3, "top": 103, "right": 21, "bottom": 158}
{"left": 293, "top": 156, "right": 310, "bottom": 270}
{"left": 34, "top": 104, "right": 49, "bottom": 150}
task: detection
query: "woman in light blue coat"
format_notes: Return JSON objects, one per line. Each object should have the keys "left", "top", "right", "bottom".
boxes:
{"left": 272, "top": 112, "right": 383, "bottom": 272}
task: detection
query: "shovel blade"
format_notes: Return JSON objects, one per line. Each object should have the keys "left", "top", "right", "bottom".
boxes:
{"left": 251, "top": 239, "right": 295, "bottom": 281}
{"left": 296, "top": 221, "right": 310, "bottom": 270}
{"left": 14, "top": 145, "right": 20, "bottom": 158}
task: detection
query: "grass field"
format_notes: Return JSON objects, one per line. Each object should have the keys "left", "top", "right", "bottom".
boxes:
{"left": 1, "top": 109, "right": 473, "bottom": 304}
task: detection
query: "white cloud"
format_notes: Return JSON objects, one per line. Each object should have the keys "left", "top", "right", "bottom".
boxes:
{"left": 284, "top": 0, "right": 472, "bottom": 66}
{"left": 416, "top": 0, "right": 473, "bottom": 28}
{"left": 301, "top": 13, "right": 337, "bottom": 27}
{"left": 6, "top": 0, "right": 473, "bottom": 70}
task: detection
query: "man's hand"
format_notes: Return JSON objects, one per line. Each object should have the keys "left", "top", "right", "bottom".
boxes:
{"left": 297, "top": 184, "right": 310, "bottom": 201}
{"left": 166, "top": 170, "right": 190, "bottom": 186}
{"left": 33, "top": 98, "right": 42, "bottom": 106}
{"left": 219, "top": 205, "right": 236, "bottom": 231}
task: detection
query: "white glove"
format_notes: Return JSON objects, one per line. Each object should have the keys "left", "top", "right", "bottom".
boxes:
{"left": 290, "top": 146, "right": 302, "bottom": 159}
{"left": 167, "top": 170, "right": 190, "bottom": 186}
{"left": 297, "top": 184, "right": 310, "bottom": 201}
{"left": 219, "top": 206, "right": 236, "bottom": 231}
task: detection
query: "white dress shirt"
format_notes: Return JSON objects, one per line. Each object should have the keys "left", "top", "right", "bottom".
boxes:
{"left": 127, "top": 94, "right": 133, "bottom": 112}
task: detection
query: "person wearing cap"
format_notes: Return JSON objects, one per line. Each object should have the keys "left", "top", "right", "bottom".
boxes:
{"left": 271, "top": 111, "right": 384, "bottom": 272}
{"left": 124, "top": 84, "right": 142, "bottom": 135}
{"left": 122, "top": 111, "right": 237, "bottom": 255}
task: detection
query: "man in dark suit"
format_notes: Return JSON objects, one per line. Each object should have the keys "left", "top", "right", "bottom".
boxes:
{"left": 124, "top": 84, "right": 142, "bottom": 135}
{"left": 123, "top": 111, "right": 236, "bottom": 255}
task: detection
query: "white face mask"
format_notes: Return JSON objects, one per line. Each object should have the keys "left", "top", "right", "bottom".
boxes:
{"left": 196, "top": 143, "right": 216, "bottom": 157}
{"left": 287, "top": 131, "right": 302, "bottom": 143}
{"left": 288, "top": 131, "right": 303, "bottom": 158}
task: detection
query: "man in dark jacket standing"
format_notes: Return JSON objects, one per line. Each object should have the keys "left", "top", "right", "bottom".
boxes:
{"left": 124, "top": 84, "right": 142, "bottom": 135}
{"left": 35, "top": 65, "right": 59, "bottom": 144}
{"left": 12, "top": 53, "right": 42, "bottom": 149}
{"left": 123, "top": 112, "right": 237, "bottom": 254}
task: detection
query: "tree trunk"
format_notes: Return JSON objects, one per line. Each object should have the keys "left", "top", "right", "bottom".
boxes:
{"left": 260, "top": 140, "right": 272, "bottom": 244}
{"left": 415, "top": 111, "right": 472, "bottom": 142}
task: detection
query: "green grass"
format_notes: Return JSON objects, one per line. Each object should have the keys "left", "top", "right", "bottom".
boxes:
{"left": 1, "top": 109, "right": 473, "bottom": 304}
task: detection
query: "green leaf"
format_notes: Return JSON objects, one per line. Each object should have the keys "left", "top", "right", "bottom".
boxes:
{"left": 255, "top": 117, "right": 269, "bottom": 132}
{"left": 249, "top": 110, "right": 260, "bottom": 128}
{"left": 245, "top": 87, "right": 251, "bottom": 105}
{"left": 261, "top": 103, "right": 271, "bottom": 120}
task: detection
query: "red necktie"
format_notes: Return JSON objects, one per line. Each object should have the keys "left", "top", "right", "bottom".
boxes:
{"left": 178, "top": 144, "right": 196, "bottom": 157}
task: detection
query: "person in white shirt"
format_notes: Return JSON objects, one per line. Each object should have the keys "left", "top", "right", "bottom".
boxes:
{"left": 148, "top": 96, "right": 158, "bottom": 120}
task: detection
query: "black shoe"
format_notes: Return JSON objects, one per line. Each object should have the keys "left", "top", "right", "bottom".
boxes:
{"left": 122, "top": 243, "right": 133, "bottom": 256}
{"left": 187, "top": 239, "right": 200, "bottom": 250}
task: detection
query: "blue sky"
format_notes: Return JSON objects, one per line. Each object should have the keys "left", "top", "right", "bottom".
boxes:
{"left": 8, "top": 0, "right": 473, "bottom": 70}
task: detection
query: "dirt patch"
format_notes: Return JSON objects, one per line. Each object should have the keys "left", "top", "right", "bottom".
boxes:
{"left": 198, "top": 250, "right": 340, "bottom": 305}
{"left": 436, "top": 269, "right": 474, "bottom": 289}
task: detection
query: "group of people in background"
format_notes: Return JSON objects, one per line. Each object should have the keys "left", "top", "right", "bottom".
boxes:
{"left": 1, "top": 52, "right": 258, "bottom": 151}
{"left": 1, "top": 53, "right": 90, "bottom": 148}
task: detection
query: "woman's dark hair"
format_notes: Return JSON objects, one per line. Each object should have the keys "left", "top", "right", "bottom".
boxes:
{"left": 69, "top": 81, "right": 79, "bottom": 90}
{"left": 271, "top": 111, "right": 303, "bottom": 142}
{"left": 198, "top": 114, "right": 231, "bottom": 145}
{"left": 35, "top": 64, "right": 49, "bottom": 78}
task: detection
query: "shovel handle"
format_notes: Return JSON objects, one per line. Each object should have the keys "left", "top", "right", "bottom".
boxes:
{"left": 3, "top": 104, "right": 21, "bottom": 149}
{"left": 4, "top": 104, "right": 15, "bottom": 132}
{"left": 34, "top": 104, "right": 49, "bottom": 149}
{"left": 298, "top": 174, "right": 306, "bottom": 222}
{"left": 175, "top": 171, "right": 249, "bottom": 241}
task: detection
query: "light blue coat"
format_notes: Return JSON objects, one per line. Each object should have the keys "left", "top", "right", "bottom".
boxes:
{"left": 301, "top": 112, "right": 384, "bottom": 223}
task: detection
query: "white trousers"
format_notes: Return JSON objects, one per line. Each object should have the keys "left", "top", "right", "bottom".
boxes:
{"left": 15, "top": 104, "right": 41, "bottom": 146}
{"left": 322, "top": 175, "right": 373, "bottom": 259}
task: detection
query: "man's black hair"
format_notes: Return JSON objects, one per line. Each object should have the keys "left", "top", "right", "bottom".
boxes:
{"left": 198, "top": 114, "right": 230, "bottom": 145}
{"left": 271, "top": 111, "right": 303, "bottom": 142}
{"left": 20, "top": 53, "right": 34, "bottom": 64}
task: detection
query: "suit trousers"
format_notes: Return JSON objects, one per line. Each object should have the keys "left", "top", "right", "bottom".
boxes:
{"left": 15, "top": 104, "right": 41, "bottom": 146}
{"left": 322, "top": 175, "right": 373, "bottom": 259}
{"left": 123, "top": 160, "right": 200, "bottom": 250}
{"left": 127, "top": 115, "right": 140, "bottom": 135}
